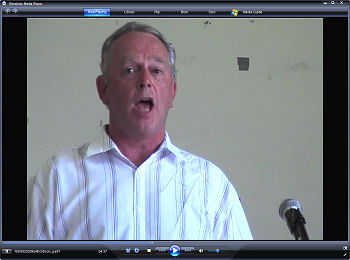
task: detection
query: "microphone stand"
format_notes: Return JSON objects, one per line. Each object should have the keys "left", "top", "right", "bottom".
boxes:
{"left": 285, "top": 209, "right": 309, "bottom": 240}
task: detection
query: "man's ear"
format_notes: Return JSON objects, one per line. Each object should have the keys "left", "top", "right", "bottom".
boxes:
{"left": 96, "top": 75, "right": 109, "bottom": 106}
{"left": 169, "top": 80, "right": 177, "bottom": 108}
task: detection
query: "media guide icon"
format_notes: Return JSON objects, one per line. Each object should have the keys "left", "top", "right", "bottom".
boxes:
{"left": 169, "top": 245, "right": 180, "bottom": 257}
{"left": 231, "top": 8, "right": 239, "bottom": 16}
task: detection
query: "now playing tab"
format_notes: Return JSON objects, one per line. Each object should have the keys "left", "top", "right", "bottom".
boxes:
{"left": 84, "top": 8, "right": 110, "bottom": 17}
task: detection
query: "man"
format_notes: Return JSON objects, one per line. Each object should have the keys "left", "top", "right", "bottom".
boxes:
{"left": 27, "top": 22, "right": 253, "bottom": 240}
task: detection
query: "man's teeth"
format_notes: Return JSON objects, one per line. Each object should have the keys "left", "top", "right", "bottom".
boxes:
{"left": 140, "top": 106, "right": 150, "bottom": 112}
{"left": 137, "top": 100, "right": 152, "bottom": 112}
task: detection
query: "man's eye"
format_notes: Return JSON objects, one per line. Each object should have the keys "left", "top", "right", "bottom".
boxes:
{"left": 152, "top": 68, "right": 162, "bottom": 74}
{"left": 125, "top": 68, "right": 135, "bottom": 74}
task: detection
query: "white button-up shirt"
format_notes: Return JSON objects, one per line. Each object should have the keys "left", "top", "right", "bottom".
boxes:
{"left": 27, "top": 126, "right": 253, "bottom": 240}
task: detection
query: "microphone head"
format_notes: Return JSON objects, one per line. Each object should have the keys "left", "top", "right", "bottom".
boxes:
{"left": 279, "top": 199, "right": 302, "bottom": 221}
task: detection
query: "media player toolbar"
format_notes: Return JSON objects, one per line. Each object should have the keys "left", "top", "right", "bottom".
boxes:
{"left": 2, "top": 5, "right": 348, "bottom": 17}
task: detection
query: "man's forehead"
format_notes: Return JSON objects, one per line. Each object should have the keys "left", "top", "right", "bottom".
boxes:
{"left": 110, "top": 32, "right": 169, "bottom": 64}
{"left": 112, "top": 31, "right": 166, "bottom": 52}
{"left": 119, "top": 55, "right": 168, "bottom": 65}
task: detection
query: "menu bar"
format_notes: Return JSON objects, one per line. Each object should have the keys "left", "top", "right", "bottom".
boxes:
{"left": 2, "top": 5, "right": 348, "bottom": 17}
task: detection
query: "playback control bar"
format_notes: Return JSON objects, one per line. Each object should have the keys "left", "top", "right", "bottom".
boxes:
{"left": 1, "top": 247, "right": 349, "bottom": 258}
{"left": 120, "top": 246, "right": 232, "bottom": 257}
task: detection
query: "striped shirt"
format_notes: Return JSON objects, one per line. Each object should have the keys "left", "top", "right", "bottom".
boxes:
{"left": 27, "top": 125, "right": 253, "bottom": 240}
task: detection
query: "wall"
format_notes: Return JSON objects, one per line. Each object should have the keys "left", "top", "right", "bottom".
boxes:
{"left": 27, "top": 18, "right": 323, "bottom": 240}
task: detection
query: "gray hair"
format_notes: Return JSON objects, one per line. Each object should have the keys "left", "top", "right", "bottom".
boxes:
{"left": 100, "top": 21, "right": 176, "bottom": 82}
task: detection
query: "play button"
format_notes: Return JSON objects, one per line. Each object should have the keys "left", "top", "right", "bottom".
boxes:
{"left": 169, "top": 245, "right": 181, "bottom": 257}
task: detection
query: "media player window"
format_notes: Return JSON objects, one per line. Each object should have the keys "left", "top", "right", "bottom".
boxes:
{"left": 1, "top": 0, "right": 348, "bottom": 259}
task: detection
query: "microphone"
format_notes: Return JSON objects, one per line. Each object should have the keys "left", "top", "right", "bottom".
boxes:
{"left": 279, "top": 199, "right": 309, "bottom": 240}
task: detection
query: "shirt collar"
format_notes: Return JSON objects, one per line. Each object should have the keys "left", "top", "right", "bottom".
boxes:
{"left": 85, "top": 125, "right": 115, "bottom": 158}
{"left": 158, "top": 131, "right": 188, "bottom": 161}
{"left": 85, "top": 125, "right": 188, "bottom": 162}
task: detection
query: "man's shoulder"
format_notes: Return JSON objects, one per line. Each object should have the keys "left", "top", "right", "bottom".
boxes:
{"left": 32, "top": 142, "right": 90, "bottom": 190}
{"left": 36, "top": 142, "right": 90, "bottom": 177}
{"left": 172, "top": 146, "right": 240, "bottom": 210}
{"left": 171, "top": 145, "right": 229, "bottom": 181}
{"left": 49, "top": 142, "right": 90, "bottom": 164}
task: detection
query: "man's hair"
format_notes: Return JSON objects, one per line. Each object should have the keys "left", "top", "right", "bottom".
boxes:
{"left": 100, "top": 21, "right": 177, "bottom": 82}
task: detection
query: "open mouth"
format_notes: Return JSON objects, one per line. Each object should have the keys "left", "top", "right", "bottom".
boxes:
{"left": 136, "top": 98, "right": 154, "bottom": 112}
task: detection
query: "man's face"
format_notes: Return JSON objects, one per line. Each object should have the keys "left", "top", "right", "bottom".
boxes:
{"left": 97, "top": 32, "right": 177, "bottom": 139}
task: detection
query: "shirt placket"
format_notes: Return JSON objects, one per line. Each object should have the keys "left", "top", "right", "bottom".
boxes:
{"left": 134, "top": 166, "right": 146, "bottom": 240}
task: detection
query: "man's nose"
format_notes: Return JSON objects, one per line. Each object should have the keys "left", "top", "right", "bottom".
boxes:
{"left": 139, "top": 69, "right": 152, "bottom": 89}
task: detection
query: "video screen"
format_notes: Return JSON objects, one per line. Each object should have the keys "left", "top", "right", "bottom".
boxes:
{"left": 1, "top": 0, "right": 349, "bottom": 259}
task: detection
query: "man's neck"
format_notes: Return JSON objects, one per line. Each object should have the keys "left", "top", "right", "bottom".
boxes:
{"left": 106, "top": 125, "right": 165, "bottom": 167}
